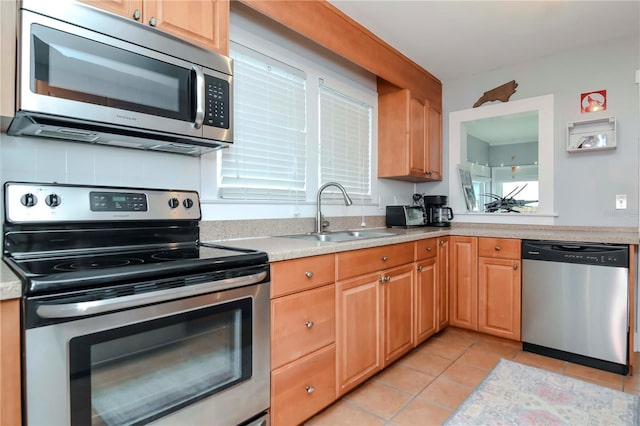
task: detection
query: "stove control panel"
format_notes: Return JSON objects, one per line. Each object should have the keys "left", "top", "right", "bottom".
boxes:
{"left": 5, "top": 182, "right": 201, "bottom": 223}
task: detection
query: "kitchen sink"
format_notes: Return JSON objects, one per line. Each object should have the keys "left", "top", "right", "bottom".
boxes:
{"left": 279, "top": 230, "right": 397, "bottom": 243}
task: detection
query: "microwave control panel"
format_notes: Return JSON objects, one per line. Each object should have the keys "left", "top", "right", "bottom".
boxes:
{"left": 205, "top": 75, "right": 230, "bottom": 129}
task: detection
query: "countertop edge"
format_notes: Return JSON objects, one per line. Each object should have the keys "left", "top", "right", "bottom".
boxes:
{"left": 2, "top": 225, "right": 638, "bottom": 301}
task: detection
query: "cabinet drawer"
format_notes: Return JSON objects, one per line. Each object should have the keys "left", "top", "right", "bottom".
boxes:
{"left": 271, "top": 254, "right": 335, "bottom": 298}
{"left": 337, "top": 242, "right": 414, "bottom": 280}
{"left": 271, "top": 345, "right": 336, "bottom": 426}
{"left": 415, "top": 238, "right": 437, "bottom": 260}
{"left": 271, "top": 284, "right": 335, "bottom": 369}
{"left": 478, "top": 238, "right": 520, "bottom": 259}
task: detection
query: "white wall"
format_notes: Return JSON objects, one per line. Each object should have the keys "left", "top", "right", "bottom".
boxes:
{"left": 422, "top": 35, "right": 640, "bottom": 227}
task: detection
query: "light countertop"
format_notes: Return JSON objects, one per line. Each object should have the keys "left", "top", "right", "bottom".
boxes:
{"left": 2, "top": 224, "right": 638, "bottom": 301}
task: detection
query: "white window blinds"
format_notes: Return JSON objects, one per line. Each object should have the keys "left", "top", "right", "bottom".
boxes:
{"left": 219, "top": 44, "right": 307, "bottom": 200}
{"left": 319, "top": 83, "right": 372, "bottom": 202}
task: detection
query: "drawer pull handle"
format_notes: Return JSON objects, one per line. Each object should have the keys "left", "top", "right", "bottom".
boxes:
{"left": 495, "top": 246, "right": 501, "bottom": 251}
{"left": 305, "top": 320, "right": 314, "bottom": 328}
{"left": 381, "top": 256, "right": 388, "bottom": 261}
{"left": 514, "top": 264, "right": 518, "bottom": 270}
{"left": 306, "top": 385, "right": 315, "bottom": 394}
{"left": 426, "top": 247, "right": 432, "bottom": 252}
{"left": 305, "top": 271, "right": 313, "bottom": 278}
{"left": 417, "top": 266, "right": 423, "bottom": 272}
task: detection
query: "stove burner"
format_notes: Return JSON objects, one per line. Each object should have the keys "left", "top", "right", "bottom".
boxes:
{"left": 151, "top": 250, "right": 199, "bottom": 261}
{"left": 53, "top": 258, "right": 145, "bottom": 272}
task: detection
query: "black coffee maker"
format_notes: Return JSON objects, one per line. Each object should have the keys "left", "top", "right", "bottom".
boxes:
{"left": 424, "top": 195, "right": 454, "bottom": 227}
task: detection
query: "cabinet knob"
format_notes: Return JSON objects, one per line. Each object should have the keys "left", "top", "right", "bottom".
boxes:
{"left": 305, "top": 385, "right": 315, "bottom": 394}
{"left": 305, "top": 320, "right": 314, "bottom": 328}
{"left": 132, "top": 9, "right": 141, "bottom": 20}
{"left": 417, "top": 266, "right": 423, "bottom": 272}
{"left": 381, "top": 256, "right": 388, "bottom": 262}
{"left": 495, "top": 246, "right": 502, "bottom": 251}
{"left": 304, "top": 271, "right": 313, "bottom": 278}
{"left": 513, "top": 264, "right": 518, "bottom": 270}
{"left": 439, "top": 240, "right": 444, "bottom": 246}
{"left": 426, "top": 247, "right": 432, "bottom": 252}
{"left": 426, "top": 170, "right": 432, "bottom": 175}
{"left": 149, "top": 16, "right": 157, "bottom": 26}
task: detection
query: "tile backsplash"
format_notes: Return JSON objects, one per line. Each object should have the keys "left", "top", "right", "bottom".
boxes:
{"left": 0, "top": 134, "right": 201, "bottom": 190}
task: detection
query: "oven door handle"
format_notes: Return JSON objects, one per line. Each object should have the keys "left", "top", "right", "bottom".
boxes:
{"left": 36, "top": 271, "right": 267, "bottom": 319}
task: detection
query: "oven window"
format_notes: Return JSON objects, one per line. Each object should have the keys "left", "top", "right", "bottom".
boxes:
{"left": 69, "top": 298, "right": 252, "bottom": 426}
{"left": 30, "top": 24, "right": 191, "bottom": 121}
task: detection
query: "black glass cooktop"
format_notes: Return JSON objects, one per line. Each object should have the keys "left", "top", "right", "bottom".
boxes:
{"left": 5, "top": 244, "right": 268, "bottom": 295}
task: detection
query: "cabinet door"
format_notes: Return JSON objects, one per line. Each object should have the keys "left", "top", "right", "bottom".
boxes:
{"left": 144, "top": 0, "right": 229, "bottom": 54}
{"left": 437, "top": 237, "right": 450, "bottom": 331}
{"left": 0, "top": 300, "right": 21, "bottom": 426}
{"left": 271, "top": 285, "right": 335, "bottom": 370}
{"left": 77, "top": 0, "right": 143, "bottom": 19}
{"left": 426, "top": 103, "right": 442, "bottom": 180}
{"left": 383, "top": 264, "right": 414, "bottom": 365}
{"left": 409, "top": 98, "right": 426, "bottom": 175}
{"left": 336, "top": 272, "right": 382, "bottom": 396}
{"left": 271, "top": 345, "right": 336, "bottom": 426}
{"left": 478, "top": 257, "right": 522, "bottom": 341}
{"left": 449, "top": 236, "right": 478, "bottom": 330}
{"left": 415, "top": 258, "right": 437, "bottom": 345}
{"left": 378, "top": 89, "right": 410, "bottom": 178}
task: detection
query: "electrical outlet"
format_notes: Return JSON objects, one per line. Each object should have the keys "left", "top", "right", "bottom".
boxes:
{"left": 616, "top": 194, "right": 627, "bottom": 210}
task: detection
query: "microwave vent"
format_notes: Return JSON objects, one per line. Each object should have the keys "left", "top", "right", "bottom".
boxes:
{"left": 35, "top": 127, "right": 100, "bottom": 142}
{"left": 151, "top": 143, "right": 201, "bottom": 155}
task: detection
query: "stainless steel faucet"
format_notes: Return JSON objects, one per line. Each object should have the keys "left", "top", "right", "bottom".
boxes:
{"left": 316, "top": 182, "right": 353, "bottom": 233}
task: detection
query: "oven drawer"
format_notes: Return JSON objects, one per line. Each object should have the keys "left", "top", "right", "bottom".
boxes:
{"left": 271, "top": 344, "right": 336, "bottom": 426}
{"left": 270, "top": 254, "right": 335, "bottom": 298}
{"left": 271, "top": 284, "right": 335, "bottom": 369}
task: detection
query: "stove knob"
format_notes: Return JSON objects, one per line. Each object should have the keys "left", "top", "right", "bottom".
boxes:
{"left": 168, "top": 198, "right": 180, "bottom": 209}
{"left": 20, "top": 193, "right": 37, "bottom": 207}
{"left": 183, "top": 198, "right": 194, "bottom": 209}
{"left": 45, "top": 193, "right": 61, "bottom": 207}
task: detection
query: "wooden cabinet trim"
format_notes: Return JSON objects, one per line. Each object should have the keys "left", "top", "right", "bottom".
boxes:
{"left": 237, "top": 0, "right": 441, "bottom": 104}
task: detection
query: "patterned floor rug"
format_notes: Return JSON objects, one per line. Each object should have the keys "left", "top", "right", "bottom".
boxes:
{"left": 444, "top": 359, "right": 639, "bottom": 425}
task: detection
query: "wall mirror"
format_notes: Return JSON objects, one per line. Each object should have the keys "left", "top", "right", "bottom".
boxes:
{"left": 449, "top": 94, "right": 555, "bottom": 224}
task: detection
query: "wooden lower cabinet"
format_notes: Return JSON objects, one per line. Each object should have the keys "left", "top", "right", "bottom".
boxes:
{"left": 271, "top": 345, "right": 336, "bottom": 426}
{"left": 436, "top": 237, "right": 450, "bottom": 331}
{"left": 336, "top": 272, "right": 382, "bottom": 396}
{"left": 0, "top": 299, "right": 21, "bottom": 426}
{"left": 382, "top": 264, "right": 414, "bottom": 365}
{"left": 415, "top": 257, "right": 437, "bottom": 344}
{"left": 478, "top": 238, "right": 522, "bottom": 341}
{"left": 449, "top": 236, "right": 478, "bottom": 330}
{"left": 270, "top": 255, "right": 336, "bottom": 426}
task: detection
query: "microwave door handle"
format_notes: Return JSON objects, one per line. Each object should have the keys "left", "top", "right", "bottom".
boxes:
{"left": 192, "top": 65, "right": 205, "bottom": 129}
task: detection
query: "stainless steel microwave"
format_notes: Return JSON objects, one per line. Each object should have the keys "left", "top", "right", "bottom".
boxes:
{"left": 8, "top": 0, "right": 233, "bottom": 156}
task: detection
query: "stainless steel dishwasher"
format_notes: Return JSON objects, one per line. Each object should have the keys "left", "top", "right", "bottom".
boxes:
{"left": 521, "top": 240, "right": 629, "bottom": 375}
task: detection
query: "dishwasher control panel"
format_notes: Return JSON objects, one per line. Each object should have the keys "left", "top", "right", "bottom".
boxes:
{"left": 522, "top": 240, "right": 628, "bottom": 267}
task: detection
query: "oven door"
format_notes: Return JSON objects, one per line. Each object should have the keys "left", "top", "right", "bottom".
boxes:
{"left": 24, "top": 282, "right": 269, "bottom": 426}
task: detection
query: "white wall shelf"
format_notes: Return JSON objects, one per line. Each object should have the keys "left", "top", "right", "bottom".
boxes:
{"left": 567, "top": 116, "right": 616, "bottom": 152}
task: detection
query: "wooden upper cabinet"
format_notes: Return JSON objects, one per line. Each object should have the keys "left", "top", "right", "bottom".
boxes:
{"left": 78, "top": 0, "right": 229, "bottom": 54}
{"left": 377, "top": 83, "right": 442, "bottom": 182}
{"left": 426, "top": 102, "right": 443, "bottom": 181}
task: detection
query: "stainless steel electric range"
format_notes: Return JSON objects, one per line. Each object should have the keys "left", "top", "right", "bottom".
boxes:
{"left": 3, "top": 182, "right": 270, "bottom": 426}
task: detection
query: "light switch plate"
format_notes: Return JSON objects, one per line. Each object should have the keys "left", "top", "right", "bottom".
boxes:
{"left": 616, "top": 194, "right": 627, "bottom": 209}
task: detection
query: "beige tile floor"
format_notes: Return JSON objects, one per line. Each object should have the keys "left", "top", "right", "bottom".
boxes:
{"left": 305, "top": 327, "right": 640, "bottom": 426}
